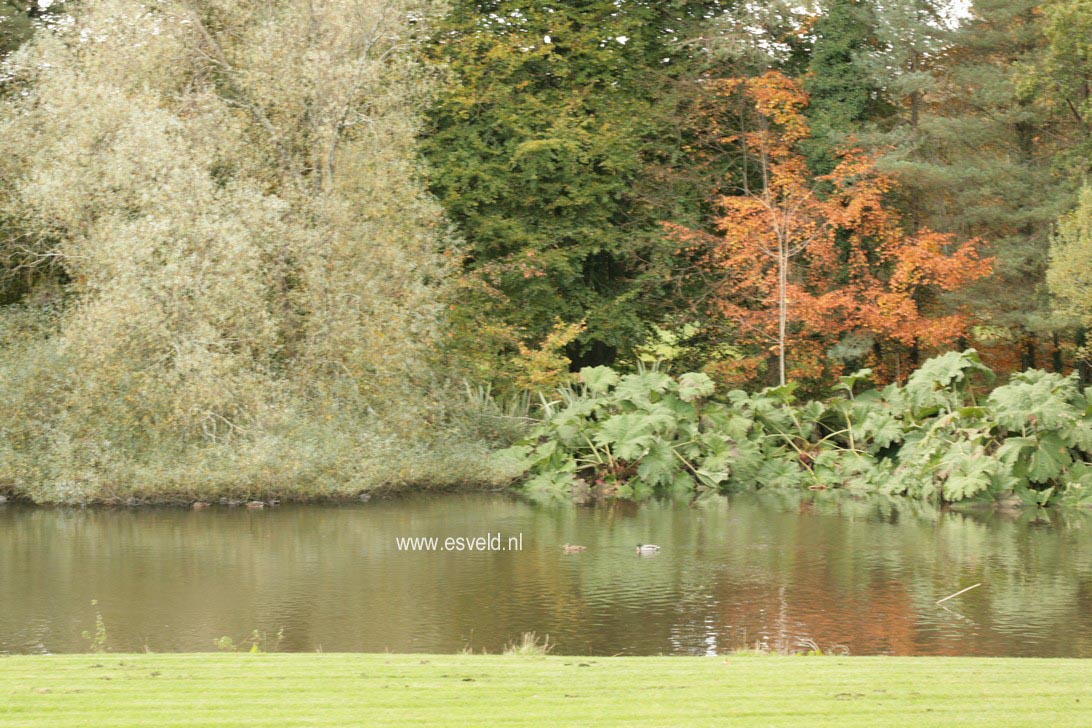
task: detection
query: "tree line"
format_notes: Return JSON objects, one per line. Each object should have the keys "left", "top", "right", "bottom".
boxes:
{"left": 0, "top": 0, "right": 1089, "bottom": 502}
{"left": 423, "top": 0, "right": 1091, "bottom": 390}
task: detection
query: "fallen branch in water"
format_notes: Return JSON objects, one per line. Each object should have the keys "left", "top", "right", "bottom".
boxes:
{"left": 937, "top": 583, "right": 981, "bottom": 604}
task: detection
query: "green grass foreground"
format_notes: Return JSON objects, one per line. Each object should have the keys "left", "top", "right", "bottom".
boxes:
{"left": 1, "top": 653, "right": 1090, "bottom": 727}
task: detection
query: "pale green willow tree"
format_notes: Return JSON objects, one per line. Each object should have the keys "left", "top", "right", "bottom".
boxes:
{"left": 1048, "top": 186, "right": 1092, "bottom": 329}
{"left": 0, "top": 0, "right": 490, "bottom": 502}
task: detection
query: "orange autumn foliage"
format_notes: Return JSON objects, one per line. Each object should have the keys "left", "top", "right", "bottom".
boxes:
{"left": 667, "top": 71, "right": 993, "bottom": 386}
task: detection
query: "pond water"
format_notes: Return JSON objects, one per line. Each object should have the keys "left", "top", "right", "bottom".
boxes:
{"left": 1, "top": 491, "right": 1090, "bottom": 657}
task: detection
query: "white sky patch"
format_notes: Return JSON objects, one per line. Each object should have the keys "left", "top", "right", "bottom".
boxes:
{"left": 948, "top": 0, "right": 971, "bottom": 21}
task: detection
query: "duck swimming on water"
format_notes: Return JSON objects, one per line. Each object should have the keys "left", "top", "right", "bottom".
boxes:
{"left": 562, "top": 544, "right": 587, "bottom": 553}
{"left": 635, "top": 544, "right": 661, "bottom": 554}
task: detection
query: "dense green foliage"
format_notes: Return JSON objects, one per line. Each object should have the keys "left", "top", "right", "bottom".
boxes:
{"left": 421, "top": 1, "right": 726, "bottom": 369}
{"left": 802, "top": 0, "right": 889, "bottom": 173}
{"left": 497, "top": 365, "right": 725, "bottom": 498}
{"left": 2, "top": 0, "right": 1091, "bottom": 504}
{"left": 501, "top": 351, "right": 1092, "bottom": 505}
{"left": 419, "top": 0, "right": 891, "bottom": 392}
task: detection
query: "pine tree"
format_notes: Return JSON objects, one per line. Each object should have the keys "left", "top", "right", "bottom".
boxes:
{"left": 867, "top": 0, "right": 953, "bottom": 135}
{"left": 878, "top": 0, "right": 1074, "bottom": 371}
{"left": 803, "top": 0, "right": 889, "bottom": 174}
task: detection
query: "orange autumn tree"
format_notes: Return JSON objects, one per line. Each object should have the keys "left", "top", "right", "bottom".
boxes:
{"left": 668, "top": 71, "right": 993, "bottom": 387}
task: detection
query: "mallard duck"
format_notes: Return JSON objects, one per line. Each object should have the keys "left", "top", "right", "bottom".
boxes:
{"left": 562, "top": 544, "right": 587, "bottom": 553}
{"left": 245, "top": 500, "right": 265, "bottom": 509}
{"left": 635, "top": 544, "right": 661, "bottom": 554}
{"left": 191, "top": 501, "right": 210, "bottom": 510}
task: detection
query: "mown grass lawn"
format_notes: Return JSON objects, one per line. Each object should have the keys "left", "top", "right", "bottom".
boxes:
{"left": 1, "top": 653, "right": 1089, "bottom": 727}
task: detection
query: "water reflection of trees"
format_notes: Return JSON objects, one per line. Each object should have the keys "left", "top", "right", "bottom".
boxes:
{"left": 0, "top": 493, "right": 1088, "bottom": 656}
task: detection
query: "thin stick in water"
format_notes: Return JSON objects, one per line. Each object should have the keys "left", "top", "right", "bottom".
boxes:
{"left": 937, "top": 583, "right": 981, "bottom": 604}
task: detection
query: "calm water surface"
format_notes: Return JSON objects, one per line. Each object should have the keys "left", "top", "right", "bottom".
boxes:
{"left": 2, "top": 491, "right": 1090, "bottom": 656}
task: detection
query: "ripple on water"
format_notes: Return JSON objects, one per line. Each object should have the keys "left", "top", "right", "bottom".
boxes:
{"left": 1, "top": 492, "right": 1089, "bottom": 656}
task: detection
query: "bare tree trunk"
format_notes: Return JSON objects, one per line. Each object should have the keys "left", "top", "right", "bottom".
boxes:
{"left": 778, "top": 244, "right": 787, "bottom": 387}
{"left": 1078, "top": 328, "right": 1092, "bottom": 385}
{"left": 909, "top": 50, "right": 921, "bottom": 130}
{"left": 1021, "top": 333, "right": 1037, "bottom": 370}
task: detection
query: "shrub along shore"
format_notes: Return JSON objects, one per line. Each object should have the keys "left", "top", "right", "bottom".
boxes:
{"left": 500, "top": 351, "right": 1092, "bottom": 508}
{"left": 3, "top": 350, "right": 1092, "bottom": 508}
{"left": 0, "top": 444, "right": 517, "bottom": 507}
{"left": 1, "top": 653, "right": 1089, "bottom": 727}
